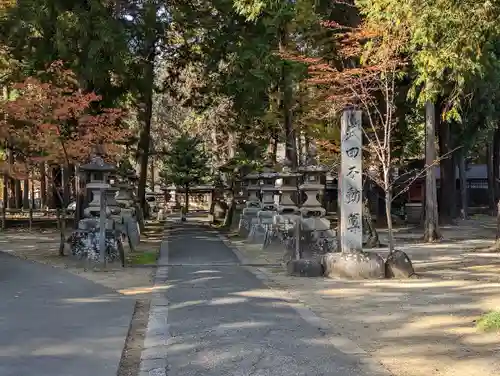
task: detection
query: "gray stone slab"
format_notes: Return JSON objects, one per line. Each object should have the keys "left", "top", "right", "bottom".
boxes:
{"left": 0, "top": 252, "right": 135, "bottom": 376}
{"left": 126, "top": 216, "right": 141, "bottom": 247}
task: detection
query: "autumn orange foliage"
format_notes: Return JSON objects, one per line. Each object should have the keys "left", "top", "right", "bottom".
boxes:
{"left": 0, "top": 61, "right": 128, "bottom": 178}
{"left": 284, "top": 18, "right": 406, "bottom": 166}
{"left": 286, "top": 19, "right": 406, "bottom": 113}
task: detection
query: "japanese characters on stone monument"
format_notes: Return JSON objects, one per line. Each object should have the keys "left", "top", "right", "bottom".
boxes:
{"left": 340, "top": 110, "right": 363, "bottom": 252}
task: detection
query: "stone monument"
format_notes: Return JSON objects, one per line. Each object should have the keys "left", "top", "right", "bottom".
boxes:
{"left": 322, "top": 109, "right": 385, "bottom": 280}
{"left": 339, "top": 110, "right": 363, "bottom": 252}
{"left": 115, "top": 177, "right": 140, "bottom": 250}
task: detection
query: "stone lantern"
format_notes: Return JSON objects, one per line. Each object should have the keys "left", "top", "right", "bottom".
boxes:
{"left": 238, "top": 171, "right": 261, "bottom": 237}
{"left": 163, "top": 184, "right": 178, "bottom": 211}
{"left": 79, "top": 154, "right": 116, "bottom": 219}
{"left": 273, "top": 161, "right": 302, "bottom": 254}
{"left": 252, "top": 163, "right": 279, "bottom": 245}
{"left": 297, "top": 149, "right": 336, "bottom": 256}
{"left": 69, "top": 153, "right": 123, "bottom": 263}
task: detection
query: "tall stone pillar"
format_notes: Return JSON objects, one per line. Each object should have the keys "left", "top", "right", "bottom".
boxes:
{"left": 340, "top": 110, "right": 363, "bottom": 252}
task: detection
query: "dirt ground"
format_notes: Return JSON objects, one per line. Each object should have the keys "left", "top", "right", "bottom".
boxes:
{"left": 221, "top": 215, "right": 500, "bottom": 376}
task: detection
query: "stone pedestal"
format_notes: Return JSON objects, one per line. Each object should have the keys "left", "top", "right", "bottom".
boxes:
{"left": 238, "top": 173, "right": 261, "bottom": 237}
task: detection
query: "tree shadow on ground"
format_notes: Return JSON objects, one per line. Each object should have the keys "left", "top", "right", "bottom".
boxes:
{"left": 0, "top": 252, "right": 135, "bottom": 376}
{"left": 166, "top": 221, "right": 500, "bottom": 376}
{"left": 162, "top": 263, "right": 388, "bottom": 376}
{"left": 267, "top": 273, "right": 500, "bottom": 376}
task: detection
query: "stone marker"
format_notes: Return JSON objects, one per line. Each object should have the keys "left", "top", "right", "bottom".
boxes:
{"left": 340, "top": 110, "right": 363, "bottom": 252}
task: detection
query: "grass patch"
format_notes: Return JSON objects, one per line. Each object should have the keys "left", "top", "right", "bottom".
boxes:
{"left": 476, "top": 311, "right": 500, "bottom": 332}
{"left": 127, "top": 251, "right": 158, "bottom": 265}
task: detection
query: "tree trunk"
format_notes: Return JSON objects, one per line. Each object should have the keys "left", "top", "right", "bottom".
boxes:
{"left": 136, "top": 1, "right": 157, "bottom": 213}
{"left": 23, "top": 178, "right": 29, "bottom": 209}
{"left": 184, "top": 185, "right": 189, "bottom": 214}
{"left": 487, "top": 142, "right": 496, "bottom": 212}
{"left": 223, "top": 196, "right": 236, "bottom": 229}
{"left": 423, "top": 100, "right": 441, "bottom": 241}
{"left": 296, "top": 132, "right": 302, "bottom": 165}
{"left": 47, "top": 168, "right": 55, "bottom": 209}
{"left": 363, "top": 197, "right": 380, "bottom": 248}
{"left": 14, "top": 179, "right": 21, "bottom": 209}
{"left": 336, "top": 174, "right": 342, "bottom": 251}
{"left": 385, "top": 189, "right": 395, "bottom": 254}
{"left": 279, "top": 25, "right": 298, "bottom": 167}
{"left": 438, "top": 118, "right": 455, "bottom": 221}
{"left": 149, "top": 157, "right": 155, "bottom": 191}
{"left": 2, "top": 171, "right": 7, "bottom": 230}
{"left": 62, "top": 165, "right": 70, "bottom": 207}
{"left": 40, "top": 162, "right": 47, "bottom": 209}
{"left": 7, "top": 148, "right": 14, "bottom": 209}
{"left": 29, "top": 180, "right": 34, "bottom": 231}
{"left": 493, "top": 127, "right": 500, "bottom": 200}
{"left": 458, "top": 151, "right": 468, "bottom": 219}
{"left": 56, "top": 208, "right": 65, "bottom": 256}
{"left": 270, "top": 135, "right": 278, "bottom": 163}
{"left": 496, "top": 200, "right": 500, "bottom": 240}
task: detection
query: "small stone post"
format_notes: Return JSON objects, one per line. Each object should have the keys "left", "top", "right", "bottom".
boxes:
{"left": 116, "top": 181, "right": 140, "bottom": 249}
{"left": 99, "top": 188, "right": 107, "bottom": 267}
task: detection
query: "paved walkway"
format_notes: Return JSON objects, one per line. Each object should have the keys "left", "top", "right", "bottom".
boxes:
{"left": 0, "top": 252, "right": 135, "bottom": 376}
{"left": 142, "top": 221, "right": 388, "bottom": 376}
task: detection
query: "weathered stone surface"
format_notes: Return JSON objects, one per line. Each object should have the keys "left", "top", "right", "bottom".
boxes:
{"left": 286, "top": 258, "right": 323, "bottom": 277}
{"left": 322, "top": 250, "right": 385, "bottom": 279}
{"left": 385, "top": 250, "right": 415, "bottom": 279}
{"left": 213, "top": 200, "right": 228, "bottom": 220}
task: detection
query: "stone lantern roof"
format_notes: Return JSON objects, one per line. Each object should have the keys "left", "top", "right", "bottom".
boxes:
{"left": 79, "top": 155, "right": 117, "bottom": 173}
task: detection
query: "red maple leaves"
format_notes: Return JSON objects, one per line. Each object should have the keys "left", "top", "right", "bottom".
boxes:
{"left": 0, "top": 61, "right": 128, "bottom": 175}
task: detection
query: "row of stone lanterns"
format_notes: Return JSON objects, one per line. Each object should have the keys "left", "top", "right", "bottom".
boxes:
{"left": 238, "top": 160, "right": 336, "bottom": 259}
